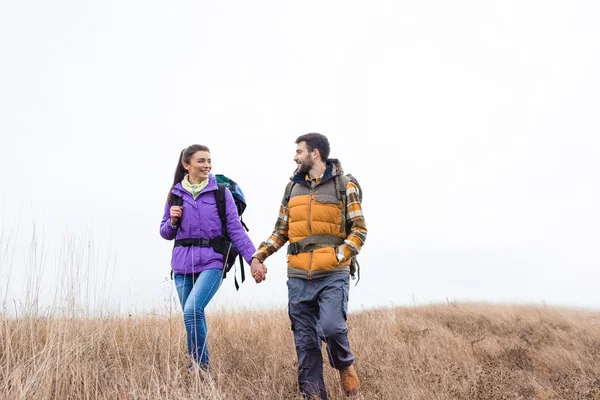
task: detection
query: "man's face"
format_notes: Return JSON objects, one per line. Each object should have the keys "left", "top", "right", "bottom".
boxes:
{"left": 294, "top": 141, "right": 314, "bottom": 174}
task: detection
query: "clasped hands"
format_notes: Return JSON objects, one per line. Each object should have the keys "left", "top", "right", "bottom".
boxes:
{"left": 250, "top": 257, "right": 267, "bottom": 283}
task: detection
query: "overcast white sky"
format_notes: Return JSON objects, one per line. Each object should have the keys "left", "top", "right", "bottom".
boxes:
{"left": 1, "top": 0, "right": 599, "bottom": 315}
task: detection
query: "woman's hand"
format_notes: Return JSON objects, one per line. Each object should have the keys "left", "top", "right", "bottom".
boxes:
{"left": 251, "top": 258, "right": 267, "bottom": 283}
{"left": 170, "top": 205, "right": 183, "bottom": 225}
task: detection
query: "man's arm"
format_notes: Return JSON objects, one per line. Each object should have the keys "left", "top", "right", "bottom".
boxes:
{"left": 252, "top": 200, "right": 290, "bottom": 263}
{"left": 337, "top": 181, "right": 367, "bottom": 263}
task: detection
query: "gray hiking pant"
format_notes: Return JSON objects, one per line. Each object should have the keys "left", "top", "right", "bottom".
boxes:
{"left": 287, "top": 273, "right": 355, "bottom": 400}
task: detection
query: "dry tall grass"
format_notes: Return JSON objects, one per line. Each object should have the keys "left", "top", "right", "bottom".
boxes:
{"left": 1, "top": 303, "right": 599, "bottom": 399}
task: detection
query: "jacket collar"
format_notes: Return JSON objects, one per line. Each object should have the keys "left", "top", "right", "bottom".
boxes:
{"left": 291, "top": 159, "right": 343, "bottom": 185}
{"left": 172, "top": 173, "right": 218, "bottom": 198}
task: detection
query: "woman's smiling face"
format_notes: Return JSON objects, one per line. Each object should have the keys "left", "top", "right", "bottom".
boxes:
{"left": 183, "top": 150, "right": 211, "bottom": 182}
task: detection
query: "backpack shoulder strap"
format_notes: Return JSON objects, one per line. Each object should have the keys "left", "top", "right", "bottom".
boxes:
{"left": 336, "top": 175, "right": 349, "bottom": 233}
{"left": 171, "top": 194, "right": 183, "bottom": 250}
{"left": 346, "top": 174, "right": 363, "bottom": 202}
{"left": 282, "top": 181, "right": 295, "bottom": 208}
{"left": 215, "top": 184, "right": 228, "bottom": 238}
{"left": 172, "top": 194, "right": 184, "bottom": 228}
{"left": 336, "top": 174, "right": 363, "bottom": 233}
{"left": 172, "top": 194, "right": 183, "bottom": 207}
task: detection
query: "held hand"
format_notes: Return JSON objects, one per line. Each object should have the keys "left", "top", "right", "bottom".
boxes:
{"left": 251, "top": 258, "right": 267, "bottom": 283}
{"left": 170, "top": 205, "right": 183, "bottom": 225}
{"left": 255, "top": 264, "right": 267, "bottom": 283}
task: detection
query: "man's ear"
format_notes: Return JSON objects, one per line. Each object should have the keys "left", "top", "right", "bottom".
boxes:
{"left": 312, "top": 148, "right": 320, "bottom": 160}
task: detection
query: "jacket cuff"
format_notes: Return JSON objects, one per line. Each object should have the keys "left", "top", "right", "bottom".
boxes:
{"left": 336, "top": 247, "right": 346, "bottom": 263}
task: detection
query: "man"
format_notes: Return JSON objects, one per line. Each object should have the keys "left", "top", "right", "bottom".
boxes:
{"left": 250, "top": 133, "right": 367, "bottom": 399}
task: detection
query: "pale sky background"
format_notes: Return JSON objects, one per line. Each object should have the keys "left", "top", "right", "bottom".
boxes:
{"left": 1, "top": 0, "right": 599, "bottom": 315}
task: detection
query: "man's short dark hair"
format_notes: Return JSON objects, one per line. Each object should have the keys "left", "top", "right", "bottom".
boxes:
{"left": 295, "top": 133, "right": 330, "bottom": 161}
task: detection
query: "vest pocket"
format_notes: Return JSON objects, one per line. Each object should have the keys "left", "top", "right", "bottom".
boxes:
{"left": 315, "top": 194, "right": 341, "bottom": 205}
{"left": 313, "top": 247, "right": 339, "bottom": 270}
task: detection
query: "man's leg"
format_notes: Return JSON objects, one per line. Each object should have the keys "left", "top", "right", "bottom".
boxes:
{"left": 318, "top": 274, "right": 354, "bottom": 369}
{"left": 287, "top": 278, "right": 328, "bottom": 400}
{"left": 318, "top": 274, "right": 359, "bottom": 395}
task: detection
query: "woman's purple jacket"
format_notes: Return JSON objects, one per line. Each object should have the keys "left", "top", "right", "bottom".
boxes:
{"left": 160, "top": 174, "right": 256, "bottom": 275}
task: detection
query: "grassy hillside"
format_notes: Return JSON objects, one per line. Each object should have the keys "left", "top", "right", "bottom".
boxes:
{"left": 1, "top": 303, "right": 599, "bottom": 399}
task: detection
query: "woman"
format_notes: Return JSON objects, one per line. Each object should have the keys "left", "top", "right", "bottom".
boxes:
{"left": 160, "top": 144, "right": 256, "bottom": 370}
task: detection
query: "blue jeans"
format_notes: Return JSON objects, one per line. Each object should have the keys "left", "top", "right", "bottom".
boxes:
{"left": 174, "top": 268, "right": 222, "bottom": 367}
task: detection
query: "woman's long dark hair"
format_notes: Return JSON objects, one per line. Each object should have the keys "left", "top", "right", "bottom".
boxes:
{"left": 167, "top": 144, "right": 210, "bottom": 205}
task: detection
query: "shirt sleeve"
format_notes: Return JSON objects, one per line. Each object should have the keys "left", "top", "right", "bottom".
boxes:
{"left": 252, "top": 198, "right": 289, "bottom": 263}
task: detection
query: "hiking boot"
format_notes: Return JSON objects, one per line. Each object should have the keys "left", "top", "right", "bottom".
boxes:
{"left": 339, "top": 365, "right": 359, "bottom": 396}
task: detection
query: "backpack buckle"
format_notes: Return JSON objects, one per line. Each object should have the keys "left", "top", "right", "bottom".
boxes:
{"left": 200, "top": 238, "right": 210, "bottom": 247}
{"left": 288, "top": 242, "right": 300, "bottom": 255}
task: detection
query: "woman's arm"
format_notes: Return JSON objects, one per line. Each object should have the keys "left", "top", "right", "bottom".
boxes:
{"left": 223, "top": 188, "right": 256, "bottom": 264}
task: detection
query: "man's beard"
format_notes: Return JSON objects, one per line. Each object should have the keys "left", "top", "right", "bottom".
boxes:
{"left": 298, "top": 158, "right": 313, "bottom": 174}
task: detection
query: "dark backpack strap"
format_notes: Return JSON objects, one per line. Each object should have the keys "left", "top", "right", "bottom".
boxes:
{"left": 283, "top": 181, "right": 295, "bottom": 208}
{"left": 174, "top": 237, "right": 221, "bottom": 248}
{"left": 215, "top": 184, "right": 246, "bottom": 289}
{"left": 230, "top": 253, "right": 245, "bottom": 291}
{"left": 240, "top": 216, "right": 249, "bottom": 232}
{"left": 336, "top": 175, "right": 348, "bottom": 233}
{"left": 171, "top": 194, "right": 183, "bottom": 250}
{"left": 172, "top": 194, "right": 183, "bottom": 227}
{"left": 350, "top": 257, "right": 360, "bottom": 284}
{"left": 237, "top": 254, "right": 245, "bottom": 288}
{"left": 287, "top": 234, "right": 345, "bottom": 255}
{"left": 215, "top": 184, "right": 228, "bottom": 238}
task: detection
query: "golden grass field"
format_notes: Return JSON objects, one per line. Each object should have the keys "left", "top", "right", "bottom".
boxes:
{"left": 1, "top": 303, "right": 599, "bottom": 399}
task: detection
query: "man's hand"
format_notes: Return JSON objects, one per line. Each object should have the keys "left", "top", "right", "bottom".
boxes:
{"left": 250, "top": 258, "right": 267, "bottom": 283}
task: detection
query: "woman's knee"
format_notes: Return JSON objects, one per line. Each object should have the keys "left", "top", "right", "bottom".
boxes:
{"left": 183, "top": 306, "right": 206, "bottom": 321}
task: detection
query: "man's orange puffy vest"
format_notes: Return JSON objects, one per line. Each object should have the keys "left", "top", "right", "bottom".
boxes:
{"left": 284, "top": 166, "right": 353, "bottom": 280}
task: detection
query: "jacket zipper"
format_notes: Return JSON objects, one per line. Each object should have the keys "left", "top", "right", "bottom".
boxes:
{"left": 189, "top": 196, "right": 200, "bottom": 268}
{"left": 307, "top": 188, "right": 314, "bottom": 279}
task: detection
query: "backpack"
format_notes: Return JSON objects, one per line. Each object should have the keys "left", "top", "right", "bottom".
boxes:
{"left": 283, "top": 173, "right": 363, "bottom": 283}
{"left": 172, "top": 174, "right": 249, "bottom": 290}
